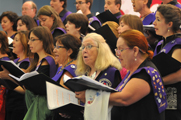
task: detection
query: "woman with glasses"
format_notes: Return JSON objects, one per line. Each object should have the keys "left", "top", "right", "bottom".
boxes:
{"left": 23, "top": 26, "right": 57, "bottom": 120}
{"left": 52, "top": 34, "right": 82, "bottom": 120}
{"left": 76, "top": 30, "right": 167, "bottom": 120}
{"left": 37, "top": 5, "right": 66, "bottom": 45}
{"left": 76, "top": 32, "right": 122, "bottom": 88}
{"left": 0, "top": 31, "right": 31, "bottom": 120}
{"left": 0, "top": 11, "right": 18, "bottom": 39}
{"left": 65, "top": 13, "right": 88, "bottom": 40}
{"left": 153, "top": 4, "right": 181, "bottom": 120}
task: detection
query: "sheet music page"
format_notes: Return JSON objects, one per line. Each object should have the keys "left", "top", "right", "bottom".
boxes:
{"left": 46, "top": 81, "right": 79, "bottom": 110}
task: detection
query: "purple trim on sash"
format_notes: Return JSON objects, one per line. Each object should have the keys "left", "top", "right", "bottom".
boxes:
{"left": 61, "top": 11, "right": 72, "bottom": 22}
{"left": 142, "top": 13, "right": 155, "bottom": 25}
{"left": 42, "top": 56, "right": 57, "bottom": 78}
{"left": 0, "top": 57, "right": 10, "bottom": 61}
{"left": 13, "top": 58, "right": 30, "bottom": 65}
{"left": 154, "top": 38, "right": 181, "bottom": 56}
{"left": 52, "top": 64, "right": 76, "bottom": 82}
{"left": 36, "top": 19, "right": 40, "bottom": 26}
{"left": 10, "top": 34, "right": 15, "bottom": 39}
{"left": 175, "top": 3, "right": 181, "bottom": 8}
{"left": 116, "top": 15, "right": 122, "bottom": 19}
{"left": 89, "top": 16, "right": 102, "bottom": 26}
{"left": 97, "top": 67, "right": 117, "bottom": 87}
{"left": 51, "top": 27, "right": 66, "bottom": 34}
{"left": 116, "top": 67, "right": 167, "bottom": 113}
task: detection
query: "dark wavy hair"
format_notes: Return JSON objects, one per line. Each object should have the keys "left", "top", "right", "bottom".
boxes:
{"left": 0, "top": 11, "right": 18, "bottom": 31}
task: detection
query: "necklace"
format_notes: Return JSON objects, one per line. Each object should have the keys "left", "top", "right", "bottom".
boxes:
{"left": 58, "top": 59, "right": 75, "bottom": 74}
{"left": 90, "top": 71, "right": 97, "bottom": 79}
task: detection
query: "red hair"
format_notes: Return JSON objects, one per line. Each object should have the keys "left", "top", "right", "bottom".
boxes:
{"left": 119, "top": 30, "right": 154, "bottom": 59}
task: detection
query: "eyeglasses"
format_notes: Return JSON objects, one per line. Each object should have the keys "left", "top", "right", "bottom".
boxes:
{"left": 115, "top": 48, "right": 130, "bottom": 55}
{"left": 74, "top": 1, "right": 87, "bottom": 5}
{"left": 54, "top": 46, "right": 65, "bottom": 49}
{"left": 29, "top": 38, "right": 40, "bottom": 42}
{"left": 22, "top": 8, "right": 33, "bottom": 11}
{"left": 80, "top": 44, "right": 98, "bottom": 51}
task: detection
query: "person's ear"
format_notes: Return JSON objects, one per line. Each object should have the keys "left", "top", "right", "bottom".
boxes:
{"left": 133, "top": 46, "right": 139, "bottom": 57}
{"left": 67, "top": 48, "right": 73, "bottom": 57}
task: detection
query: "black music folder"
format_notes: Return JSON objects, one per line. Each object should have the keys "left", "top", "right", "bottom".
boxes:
{"left": 152, "top": 52, "right": 181, "bottom": 77}
{"left": 63, "top": 75, "right": 117, "bottom": 92}
{"left": 94, "top": 24, "right": 117, "bottom": 55}
{"left": 0, "top": 60, "right": 24, "bottom": 78}
{"left": 96, "top": 10, "right": 119, "bottom": 24}
{"left": 9, "top": 71, "right": 61, "bottom": 95}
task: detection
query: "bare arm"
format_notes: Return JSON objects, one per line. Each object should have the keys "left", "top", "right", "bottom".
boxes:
{"left": 163, "top": 49, "right": 181, "bottom": 85}
{"left": 109, "top": 78, "right": 150, "bottom": 106}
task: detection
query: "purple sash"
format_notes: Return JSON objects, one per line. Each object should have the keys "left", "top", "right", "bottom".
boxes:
{"left": 154, "top": 38, "right": 181, "bottom": 56}
{"left": 13, "top": 58, "right": 30, "bottom": 66}
{"left": 116, "top": 15, "right": 122, "bottom": 20}
{"left": 10, "top": 34, "right": 15, "bottom": 39}
{"left": 51, "top": 27, "right": 66, "bottom": 35}
{"left": 36, "top": 56, "right": 57, "bottom": 78}
{"left": 89, "top": 16, "right": 102, "bottom": 26}
{"left": 36, "top": 19, "right": 40, "bottom": 26}
{"left": 52, "top": 64, "right": 76, "bottom": 82}
{"left": 175, "top": 3, "right": 181, "bottom": 8}
{"left": 0, "top": 57, "right": 10, "bottom": 61}
{"left": 116, "top": 67, "right": 167, "bottom": 113}
{"left": 61, "top": 11, "right": 72, "bottom": 22}
{"left": 142, "top": 13, "right": 155, "bottom": 25}
{"left": 96, "top": 67, "right": 118, "bottom": 87}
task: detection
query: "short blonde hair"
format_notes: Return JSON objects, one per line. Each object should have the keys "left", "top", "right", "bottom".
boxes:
{"left": 75, "top": 33, "right": 122, "bottom": 75}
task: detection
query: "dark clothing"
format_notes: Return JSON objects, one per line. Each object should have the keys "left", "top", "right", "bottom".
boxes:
{"left": 113, "top": 12, "right": 122, "bottom": 21}
{"left": 52, "top": 27, "right": 66, "bottom": 45}
{"left": 59, "top": 9, "right": 71, "bottom": 25}
{"left": 5, "top": 59, "right": 30, "bottom": 120}
{"left": 154, "top": 34, "right": 181, "bottom": 120}
{"left": 111, "top": 60, "right": 165, "bottom": 120}
{"left": 154, "top": 34, "right": 181, "bottom": 56}
{"left": 87, "top": 14, "right": 101, "bottom": 33}
{"left": 95, "top": 66, "right": 121, "bottom": 88}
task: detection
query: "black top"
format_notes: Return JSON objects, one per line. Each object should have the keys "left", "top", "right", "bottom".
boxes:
{"left": 87, "top": 13, "right": 101, "bottom": 33}
{"left": 111, "top": 59, "right": 165, "bottom": 120}
{"left": 6, "top": 61, "right": 30, "bottom": 112}
{"left": 114, "top": 12, "right": 122, "bottom": 21}
{"left": 96, "top": 68, "right": 121, "bottom": 88}
{"left": 52, "top": 28, "right": 65, "bottom": 45}
{"left": 156, "top": 34, "right": 181, "bottom": 56}
{"left": 59, "top": 8, "right": 69, "bottom": 25}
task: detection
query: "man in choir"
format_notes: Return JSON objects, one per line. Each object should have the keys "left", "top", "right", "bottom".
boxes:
{"left": 50, "top": 0, "right": 72, "bottom": 25}
{"left": 75, "top": 0, "right": 101, "bottom": 32}
{"left": 131, "top": 0, "right": 155, "bottom": 25}
{"left": 21, "top": 1, "right": 39, "bottom": 25}
{"left": 104, "top": 0, "right": 122, "bottom": 20}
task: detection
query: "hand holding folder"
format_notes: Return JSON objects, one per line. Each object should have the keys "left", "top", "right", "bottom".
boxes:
{"left": 63, "top": 75, "right": 117, "bottom": 92}
{"left": 46, "top": 81, "right": 84, "bottom": 118}
{"left": 9, "top": 71, "right": 61, "bottom": 95}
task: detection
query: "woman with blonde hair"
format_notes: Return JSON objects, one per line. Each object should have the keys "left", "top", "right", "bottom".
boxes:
{"left": 76, "top": 33, "right": 122, "bottom": 88}
{"left": 76, "top": 30, "right": 167, "bottom": 120}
